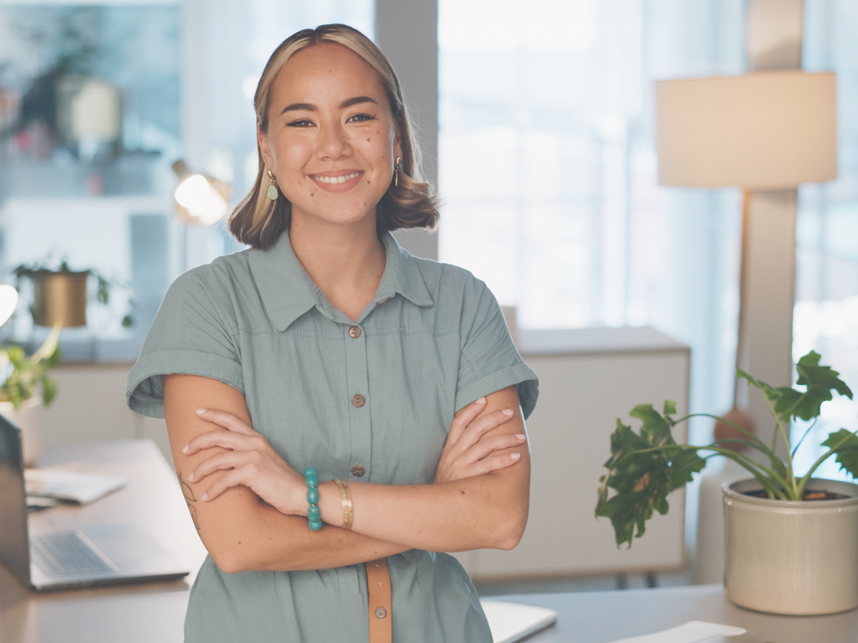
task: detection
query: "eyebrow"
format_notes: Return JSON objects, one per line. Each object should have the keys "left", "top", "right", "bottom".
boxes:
{"left": 280, "top": 96, "right": 378, "bottom": 115}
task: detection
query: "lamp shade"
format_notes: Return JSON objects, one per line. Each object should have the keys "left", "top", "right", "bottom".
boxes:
{"left": 655, "top": 70, "right": 837, "bottom": 189}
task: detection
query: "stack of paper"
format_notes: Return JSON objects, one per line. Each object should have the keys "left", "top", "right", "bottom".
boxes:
{"left": 25, "top": 469, "right": 127, "bottom": 509}
{"left": 480, "top": 600, "right": 558, "bottom": 643}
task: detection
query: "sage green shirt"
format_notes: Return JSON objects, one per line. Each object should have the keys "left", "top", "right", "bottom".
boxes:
{"left": 126, "top": 231, "right": 539, "bottom": 643}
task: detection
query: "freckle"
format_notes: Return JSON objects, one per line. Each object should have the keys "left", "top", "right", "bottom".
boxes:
{"left": 460, "top": 490, "right": 465, "bottom": 495}
{"left": 366, "top": 138, "right": 370, "bottom": 142}
{"left": 310, "top": 192, "right": 315, "bottom": 197}
{"left": 238, "top": 541, "right": 242, "bottom": 545}
{"left": 367, "top": 181, "right": 371, "bottom": 185}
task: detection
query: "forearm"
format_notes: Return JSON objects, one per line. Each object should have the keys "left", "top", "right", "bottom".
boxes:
{"left": 314, "top": 470, "right": 529, "bottom": 553}
{"left": 200, "top": 490, "right": 409, "bottom": 573}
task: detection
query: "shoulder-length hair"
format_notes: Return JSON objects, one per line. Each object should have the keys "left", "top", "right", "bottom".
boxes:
{"left": 228, "top": 24, "right": 439, "bottom": 250}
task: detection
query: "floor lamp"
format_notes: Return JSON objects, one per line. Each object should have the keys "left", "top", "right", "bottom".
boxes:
{"left": 654, "top": 70, "right": 837, "bottom": 444}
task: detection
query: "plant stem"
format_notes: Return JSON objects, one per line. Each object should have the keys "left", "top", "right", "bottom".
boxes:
{"left": 677, "top": 413, "right": 774, "bottom": 456}
{"left": 791, "top": 419, "right": 818, "bottom": 458}
{"left": 760, "top": 391, "right": 798, "bottom": 498}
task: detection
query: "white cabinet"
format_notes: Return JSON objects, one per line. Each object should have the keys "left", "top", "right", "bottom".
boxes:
{"left": 456, "top": 326, "right": 691, "bottom": 580}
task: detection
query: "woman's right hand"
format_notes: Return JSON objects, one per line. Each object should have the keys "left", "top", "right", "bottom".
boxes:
{"left": 434, "top": 397, "right": 527, "bottom": 484}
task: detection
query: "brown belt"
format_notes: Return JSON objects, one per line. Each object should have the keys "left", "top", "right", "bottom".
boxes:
{"left": 366, "top": 557, "right": 392, "bottom": 643}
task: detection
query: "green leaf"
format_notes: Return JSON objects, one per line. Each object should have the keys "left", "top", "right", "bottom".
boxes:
{"left": 97, "top": 276, "right": 110, "bottom": 305}
{"left": 784, "top": 352, "right": 854, "bottom": 421}
{"left": 596, "top": 407, "right": 706, "bottom": 548}
{"left": 41, "top": 378, "right": 57, "bottom": 407}
{"left": 739, "top": 352, "right": 852, "bottom": 425}
{"left": 822, "top": 429, "right": 858, "bottom": 479}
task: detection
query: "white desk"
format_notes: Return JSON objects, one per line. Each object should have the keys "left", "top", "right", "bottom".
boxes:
{"left": 501, "top": 586, "right": 858, "bottom": 643}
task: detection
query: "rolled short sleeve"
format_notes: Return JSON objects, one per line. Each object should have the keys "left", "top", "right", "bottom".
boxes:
{"left": 454, "top": 279, "right": 538, "bottom": 419}
{"left": 126, "top": 268, "right": 245, "bottom": 418}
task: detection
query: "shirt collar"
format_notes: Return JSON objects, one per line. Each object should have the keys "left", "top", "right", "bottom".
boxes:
{"left": 248, "top": 231, "right": 433, "bottom": 332}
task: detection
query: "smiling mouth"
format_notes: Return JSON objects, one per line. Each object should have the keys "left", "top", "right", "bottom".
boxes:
{"left": 313, "top": 171, "right": 362, "bottom": 184}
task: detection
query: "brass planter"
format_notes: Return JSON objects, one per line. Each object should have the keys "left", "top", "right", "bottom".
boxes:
{"left": 29, "top": 270, "right": 89, "bottom": 327}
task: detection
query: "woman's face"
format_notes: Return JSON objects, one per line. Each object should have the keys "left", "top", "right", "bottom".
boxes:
{"left": 259, "top": 42, "right": 402, "bottom": 232}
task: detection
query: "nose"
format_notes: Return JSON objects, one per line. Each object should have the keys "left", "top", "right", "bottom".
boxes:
{"left": 316, "top": 122, "right": 352, "bottom": 160}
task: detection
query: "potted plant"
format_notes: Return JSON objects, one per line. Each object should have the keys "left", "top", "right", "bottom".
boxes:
{"left": 13, "top": 258, "right": 131, "bottom": 328}
{"left": 0, "top": 325, "right": 61, "bottom": 466}
{"left": 596, "top": 351, "right": 858, "bottom": 615}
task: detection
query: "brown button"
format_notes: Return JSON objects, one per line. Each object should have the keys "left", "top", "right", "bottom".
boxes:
{"left": 348, "top": 326, "right": 362, "bottom": 339}
{"left": 351, "top": 465, "right": 366, "bottom": 478}
{"left": 351, "top": 394, "right": 366, "bottom": 408}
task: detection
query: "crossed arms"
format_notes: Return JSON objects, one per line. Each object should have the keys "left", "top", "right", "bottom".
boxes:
{"left": 164, "top": 374, "right": 530, "bottom": 574}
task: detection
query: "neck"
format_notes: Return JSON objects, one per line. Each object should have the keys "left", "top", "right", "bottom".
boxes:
{"left": 288, "top": 215, "right": 386, "bottom": 321}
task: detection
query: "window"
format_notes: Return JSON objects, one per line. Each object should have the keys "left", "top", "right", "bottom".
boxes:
{"left": 438, "top": 0, "right": 745, "bottom": 432}
{"left": 792, "top": 0, "right": 858, "bottom": 478}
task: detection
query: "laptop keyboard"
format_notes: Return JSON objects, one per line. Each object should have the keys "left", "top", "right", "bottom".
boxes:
{"left": 31, "top": 531, "right": 114, "bottom": 576}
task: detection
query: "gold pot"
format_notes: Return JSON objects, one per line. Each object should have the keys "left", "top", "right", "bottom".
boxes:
{"left": 30, "top": 270, "right": 89, "bottom": 327}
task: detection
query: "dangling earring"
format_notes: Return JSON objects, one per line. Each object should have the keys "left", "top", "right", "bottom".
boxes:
{"left": 266, "top": 169, "right": 278, "bottom": 201}
{"left": 394, "top": 157, "right": 402, "bottom": 188}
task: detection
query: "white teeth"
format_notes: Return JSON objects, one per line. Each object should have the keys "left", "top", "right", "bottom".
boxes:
{"left": 316, "top": 172, "right": 360, "bottom": 184}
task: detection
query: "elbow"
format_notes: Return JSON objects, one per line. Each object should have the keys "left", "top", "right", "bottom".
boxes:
{"left": 208, "top": 546, "right": 246, "bottom": 574}
{"left": 494, "top": 520, "right": 526, "bottom": 551}
{"left": 488, "top": 506, "right": 528, "bottom": 551}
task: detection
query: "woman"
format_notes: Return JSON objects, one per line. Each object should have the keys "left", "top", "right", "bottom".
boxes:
{"left": 126, "top": 24, "right": 538, "bottom": 643}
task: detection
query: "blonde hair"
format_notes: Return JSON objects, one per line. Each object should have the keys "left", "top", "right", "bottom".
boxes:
{"left": 229, "top": 24, "right": 438, "bottom": 250}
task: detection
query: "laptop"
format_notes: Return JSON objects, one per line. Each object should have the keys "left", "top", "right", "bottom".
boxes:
{"left": 0, "top": 413, "right": 190, "bottom": 591}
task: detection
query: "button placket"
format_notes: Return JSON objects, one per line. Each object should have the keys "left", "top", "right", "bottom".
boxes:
{"left": 343, "top": 322, "right": 372, "bottom": 482}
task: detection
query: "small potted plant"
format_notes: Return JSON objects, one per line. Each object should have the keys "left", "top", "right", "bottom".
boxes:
{"left": 0, "top": 325, "right": 62, "bottom": 466}
{"left": 596, "top": 351, "right": 858, "bottom": 615}
{"left": 13, "top": 258, "right": 130, "bottom": 328}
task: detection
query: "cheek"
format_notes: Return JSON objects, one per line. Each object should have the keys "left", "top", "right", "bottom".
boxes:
{"left": 273, "top": 137, "right": 311, "bottom": 176}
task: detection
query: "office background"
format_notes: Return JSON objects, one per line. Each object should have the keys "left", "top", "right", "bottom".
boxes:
{"left": 0, "top": 0, "right": 856, "bottom": 584}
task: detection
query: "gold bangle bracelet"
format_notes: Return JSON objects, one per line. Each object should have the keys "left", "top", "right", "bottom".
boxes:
{"left": 332, "top": 478, "right": 354, "bottom": 529}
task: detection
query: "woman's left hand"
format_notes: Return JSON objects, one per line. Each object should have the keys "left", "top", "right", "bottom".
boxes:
{"left": 183, "top": 409, "right": 307, "bottom": 515}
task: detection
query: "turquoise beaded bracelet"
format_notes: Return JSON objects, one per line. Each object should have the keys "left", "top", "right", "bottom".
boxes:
{"left": 304, "top": 467, "right": 322, "bottom": 531}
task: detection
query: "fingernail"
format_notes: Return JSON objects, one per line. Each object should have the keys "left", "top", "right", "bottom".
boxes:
{"left": 515, "top": 434, "right": 526, "bottom": 439}
{"left": 510, "top": 453, "right": 521, "bottom": 460}
{"left": 182, "top": 444, "right": 189, "bottom": 454}
{"left": 476, "top": 397, "right": 486, "bottom": 404}
{"left": 201, "top": 492, "right": 208, "bottom": 501}
{"left": 196, "top": 408, "right": 207, "bottom": 414}
{"left": 187, "top": 472, "right": 195, "bottom": 482}
{"left": 502, "top": 409, "right": 513, "bottom": 417}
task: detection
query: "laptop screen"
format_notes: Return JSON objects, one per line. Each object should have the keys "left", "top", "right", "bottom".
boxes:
{"left": 0, "top": 413, "right": 32, "bottom": 585}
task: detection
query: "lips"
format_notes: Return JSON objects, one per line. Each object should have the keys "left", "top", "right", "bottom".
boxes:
{"left": 310, "top": 170, "right": 364, "bottom": 193}
{"left": 314, "top": 171, "right": 361, "bottom": 184}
